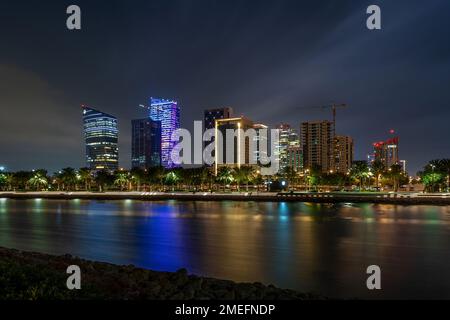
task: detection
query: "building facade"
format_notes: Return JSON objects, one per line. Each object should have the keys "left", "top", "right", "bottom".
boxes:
{"left": 372, "top": 137, "right": 399, "bottom": 169}
{"left": 149, "top": 98, "right": 181, "bottom": 168}
{"left": 286, "top": 146, "right": 303, "bottom": 172}
{"left": 276, "top": 124, "right": 300, "bottom": 171}
{"left": 301, "top": 120, "right": 334, "bottom": 173}
{"left": 214, "top": 117, "right": 254, "bottom": 174}
{"left": 334, "top": 135, "right": 354, "bottom": 174}
{"left": 82, "top": 106, "right": 119, "bottom": 171}
{"left": 204, "top": 107, "right": 233, "bottom": 130}
{"left": 253, "top": 123, "right": 269, "bottom": 165}
{"left": 131, "top": 119, "right": 162, "bottom": 169}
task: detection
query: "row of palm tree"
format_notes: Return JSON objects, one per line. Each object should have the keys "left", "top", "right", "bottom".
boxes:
{"left": 0, "top": 159, "right": 448, "bottom": 193}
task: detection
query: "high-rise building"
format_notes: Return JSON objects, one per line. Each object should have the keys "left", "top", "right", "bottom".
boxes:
{"left": 204, "top": 107, "right": 233, "bottom": 130}
{"left": 301, "top": 120, "right": 334, "bottom": 173}
{"left": 214, "top": 116, "right": 254, "bottom": 174}
{"left": 276, "top": 124, "right": 300, "bottom": 171}
{"left": 82, "top": 106, "right": 119, "bottom": 171}
{"left": 149, "top": 98, "right": 181, "bottom": 168}
{"left": 399, "top": 159, "right": 407, "bottom": 173}
{"left": 131, "top": 119, "right": 162, "bottom": 169}
{"left": 372, "top": 137, "right": 399, "bottom": 169}
{"left": 286, "top": 146, "right": 303, "bottom": 172}
{"left": 334, "top": 135, "right": 354, "bottom": 174}
{"left": 253, "top": 123, "right": 268, "bottom": 165}
{"left": 204, "top": 107, "right": 234, "bottom": 157}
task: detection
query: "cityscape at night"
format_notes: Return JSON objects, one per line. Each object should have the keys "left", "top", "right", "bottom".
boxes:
{"left": 1, "top": 0, "right": 450, "bottom": 315}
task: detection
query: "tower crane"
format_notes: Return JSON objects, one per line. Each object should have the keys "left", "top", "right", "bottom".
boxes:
{"left": 299, "top": 103, "right": 348, "bottom": 136}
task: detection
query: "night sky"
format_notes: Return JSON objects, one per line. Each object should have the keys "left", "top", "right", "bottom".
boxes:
{"left": 1, "top": 0, "right": 449, "bottom": 174}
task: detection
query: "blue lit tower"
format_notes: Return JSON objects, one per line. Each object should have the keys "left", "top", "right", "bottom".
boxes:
{"left": 149, "top": 98, "right": 180, "bottom": 168}
{"left": 82, "top": 106, "right": 119, "bottom": 171}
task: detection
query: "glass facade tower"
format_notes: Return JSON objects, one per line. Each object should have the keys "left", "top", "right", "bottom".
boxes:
{"left": 149, "top": 98, "right": 180, "bottom": 168}
{"left": 131, "top": 118, "right": 162, "bottom": 169}
{"left": 82, "top": 106, "right": 119, "bottom": 171}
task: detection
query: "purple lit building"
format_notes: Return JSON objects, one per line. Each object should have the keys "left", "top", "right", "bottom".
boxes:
{"left": 149, "top": 98, "right": 181, "bottom": 168}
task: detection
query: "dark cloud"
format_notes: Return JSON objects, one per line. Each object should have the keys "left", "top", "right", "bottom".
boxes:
{"left": 0, "top": 0, "right": 449, "bottom": 174}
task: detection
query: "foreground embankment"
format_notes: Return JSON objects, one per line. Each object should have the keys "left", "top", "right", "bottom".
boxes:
{"left": 1, "top": 191, "right": 449, "bottom": 205}
{"left": 0, "top": 247, "right": 322, "bottom": 300}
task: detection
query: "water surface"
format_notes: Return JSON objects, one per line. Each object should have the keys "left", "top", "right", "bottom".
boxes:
{"left": 1, "top": 198, "right": 449, "bottom": 299}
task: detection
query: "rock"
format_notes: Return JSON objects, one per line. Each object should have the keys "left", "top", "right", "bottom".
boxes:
{"left": 0, "top": 246, "right": 325, "bottom": 300}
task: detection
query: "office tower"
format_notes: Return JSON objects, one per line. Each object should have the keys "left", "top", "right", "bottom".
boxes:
{"left": 289, "top": 130, "right": 300, "bottom": 147}
{"left": 301, "top": 120, "right": 334, "bottom": 173}
{"left": 372, "top": 137, "right": 399, "bottom": 169}
{"left": 131, "top": 119, "right": 162, "bottom": 169}
{"left": 253, "top": 123, "right": 268, "bottom": 165}
{"left": 204, "top": 107, "right": 234, "bottom": 157}
{"left": 286, "top": 146, "right": 303, "bottom": 172}
{"left": 82, "top": 106, "right": 119, "bottom": 171}
{"left": 334, "top": 135, "right": 354, "bottom": 174}
{"left": 399, "top": 160, "right": 407, "bottom": 173}
{"left": 149, "top": 98, "right": 181, "bottom": 168}
{"left": 214, "top": 116, "right": 254, "bottom": 174}
{"left": 276, "top": 124, "right": 300, "bottom": 171}
{"left": 204, "top": 107, "right": 233, "bottom": 130}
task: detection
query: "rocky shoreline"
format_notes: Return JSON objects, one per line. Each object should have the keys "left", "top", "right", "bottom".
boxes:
{"left": 0, "top": 247, "right": 324, "bottom": 300}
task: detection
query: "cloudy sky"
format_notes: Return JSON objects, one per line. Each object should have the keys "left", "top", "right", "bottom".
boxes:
{"left": 0, "top": 0, "right": 449, "bottom": 174}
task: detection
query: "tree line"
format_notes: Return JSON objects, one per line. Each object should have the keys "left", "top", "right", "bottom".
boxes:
{"left": 0, "top": 159, "right": 448, "bottom": 193}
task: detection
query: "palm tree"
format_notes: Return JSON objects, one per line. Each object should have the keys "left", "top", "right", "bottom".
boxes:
{"left": 164, "top": 171, "right": 180, "bottom": 191}
{"left": 199, "top": 166, "right": 211, "bottom": 191}
{"left": 60, "top": 167, "right": 77, "bottom": 191}
{"left": 253, "top": 172, "right": 264, "bottom": 192}
{"left": 130, "top": 168, "right": 145, "bottom": 191}
{"left": 233, "top": 167, "right": 246, "bottom": 192}
{"left": 0, "top": 173, "right": 7, "bottom": 191}
{"left": 283, "top": 166, "right": 298, "bottom": 190}
{"left": 388, "top": 164, "right": 403, "bottom": 192}
{"left": 4, "top": 173, "right": 14, "bottom": 191}
{"left": 153, "top": 166, "right": 166, "bottom": 191}
{"left": 438, "top": 159, "right": 450, "bottom": 192}
{"left": 95, "top": 170, "right": 113, "bottom": 192}
{"left": 78, "top": 167, "right": 93, "bottom": 191}
{"left": 114, "top": 171, "right": 130, "bottom": 191}
{"left": 371, "top": 160, "right": 385, "bottom": 190}
{"left": 13, "top": 171, "right": 33, "bottom": 191}
{"left": 216, "top": 167, "right": 234, "bottom": 192}
{"left": 350, "top": 161, "right": 370, "bottom": 190}
{"left": 28, "top": 170, "right": 48, "bottom": 191}
{"left": 421, "top": 171, "right": 443, "bottom": 193}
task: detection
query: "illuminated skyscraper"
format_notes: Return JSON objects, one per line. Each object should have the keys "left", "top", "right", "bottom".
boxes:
{"left": 334, "top": 135, "right": 354, "bottom": 174}
{"left": 82, "top": 106, "right": 119, "bottom": 171}
{"left": 131, "top": 119, "right": 161, "bottom": 169}
{"left": 253, "top": 123, "right": 268, "bottom": 165}
{"left": 301, "top": 120, "right": 334, "bottom": 173}
{"left": 286, "top": 146, "right": 303, "bottom": 172}
{"left": 149, "top": 98, "right": 181, "bottom": 168}
{"left": 276, "top": 124, "right": 300, "bottom": 171}
{"left": 372, "top": 137, "right": 399, "bottom": 169}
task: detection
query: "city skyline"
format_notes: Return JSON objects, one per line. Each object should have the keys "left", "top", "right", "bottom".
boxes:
{"left": 1, "top": 0, "right": 450, "bottom": 174}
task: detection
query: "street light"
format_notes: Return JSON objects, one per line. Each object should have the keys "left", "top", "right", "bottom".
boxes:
{"left": 0, "top": 166, "right": 5, "bottom": 172}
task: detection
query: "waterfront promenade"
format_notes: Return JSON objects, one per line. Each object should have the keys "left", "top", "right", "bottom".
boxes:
{"left": 1, "top": 191, "right": 449, "bottom": 205}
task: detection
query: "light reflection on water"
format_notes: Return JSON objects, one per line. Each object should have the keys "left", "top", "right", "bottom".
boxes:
{"left": 0, "top": 198, "right": 450, "bottom": 299}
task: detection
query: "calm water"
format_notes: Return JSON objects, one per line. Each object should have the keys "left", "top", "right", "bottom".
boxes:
{"left": 1, "top": 198, "right": 450, "bottom": 299}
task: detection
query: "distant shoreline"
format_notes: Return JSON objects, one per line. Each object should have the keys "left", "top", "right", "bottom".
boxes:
{"left": 1, "top": 191, "right": 449, "bottom": 205}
